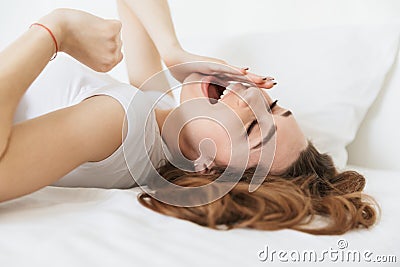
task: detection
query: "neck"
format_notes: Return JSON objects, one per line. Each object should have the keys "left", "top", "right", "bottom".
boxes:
{"left": 154, "top": 108, "right": 197, "bottom": 161}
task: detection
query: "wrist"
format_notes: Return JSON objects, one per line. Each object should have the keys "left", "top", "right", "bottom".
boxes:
{"left": 37, "top": 9, "right": 66, "bottom": 52}
{"left": 161, "top": 44, "right": 185, "bottom": 67}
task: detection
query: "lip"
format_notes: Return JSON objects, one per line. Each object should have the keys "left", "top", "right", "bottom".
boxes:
{"left": 201, "top": 76, "right": 211, "bottom": 98}
{"left": 200, "top": 76, "right": 228, "bottom": 104}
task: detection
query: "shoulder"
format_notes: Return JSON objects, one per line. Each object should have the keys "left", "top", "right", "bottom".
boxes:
{"left": 71, "top": 95, "right": 126, "bottom": 162}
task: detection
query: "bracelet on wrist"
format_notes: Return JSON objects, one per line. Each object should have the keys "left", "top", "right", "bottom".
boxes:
{"left": 30, "top": 23, "right": 59, "bottom": 60}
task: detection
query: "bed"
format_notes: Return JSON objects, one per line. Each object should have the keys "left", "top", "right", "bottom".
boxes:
{"left": 0, "top": 165, "right": 399, "bottom": 267}
{"left": 1, "top": 1, "right": 400, "bottom": 266}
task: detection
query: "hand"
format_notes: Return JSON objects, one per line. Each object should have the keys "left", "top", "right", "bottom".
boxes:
{"left": 39, "top": 9, "right": 123, "bottom": 72}
{"left": 163, "top": 48, "right": 276, "bottom": 89}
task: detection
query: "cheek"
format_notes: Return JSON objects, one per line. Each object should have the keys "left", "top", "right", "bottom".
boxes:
{"left": 213, "top": 131, "right": 233, "bottom": 166}
{"left": 180, "top": 83, "right": 197, "bottom": 104}
{"left": 186, "top": 120, "right": 233, "bottom": 163}
{"left": 180, "top": 73, "right": 206, "bottom": 104}
{"left": 269, "top": 137, "right": 288, "bottom": 173}
{"left": 206, "top": 124, "right": 251, "bottom": 167}
{"left": 185, "top": 119, "right": 222, "bottom": 142}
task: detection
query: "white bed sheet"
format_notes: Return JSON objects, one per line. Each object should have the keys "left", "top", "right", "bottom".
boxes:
{"left": 0, "top": 165, "right": 399, "bottom": 267}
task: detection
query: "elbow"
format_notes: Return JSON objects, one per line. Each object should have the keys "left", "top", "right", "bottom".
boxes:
{"left": 0, "top": 137, "right": 10, "bottom": 162}
{"left": 0, "top": 134, "right": 10, "bottom": 203}
{"left": 0, "top": 169, "right": 15, "bottom": 204}
{"left": 0, "top": 128, "right": 11, "bottom": 162}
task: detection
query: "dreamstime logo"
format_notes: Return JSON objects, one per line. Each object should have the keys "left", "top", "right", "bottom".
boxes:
{"left": 337, "top": 239, "right": 348, "bottom": 249}
{"left": 122, "top": 62, "right": 276, "bottom": 207}
{"left": 258, "top": 239, "right": 398, "bottom": 263}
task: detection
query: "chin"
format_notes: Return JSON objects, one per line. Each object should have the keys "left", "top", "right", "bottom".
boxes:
{"left": 179, "top": 74, "right": 204, "bottom": 104}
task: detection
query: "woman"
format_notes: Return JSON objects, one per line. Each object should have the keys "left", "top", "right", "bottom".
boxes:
{"left": 0, "top": 1, "right": 377, "bottom": 235}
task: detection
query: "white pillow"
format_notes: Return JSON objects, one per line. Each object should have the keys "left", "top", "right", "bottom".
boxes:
{"left": 178, "top": 24, "right": 400, "bottom": 169}
{"left": 347, "top": 45, "right": 400, "bottom": 171}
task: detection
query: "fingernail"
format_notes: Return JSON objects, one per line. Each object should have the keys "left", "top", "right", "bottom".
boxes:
{"left": 243, "top": 67, "right": 250, "bottom": 71}
{"left": 273, "top": 82, "right": 278, "bottom": 85}
{"left": 262, "top": 77, "right": 268, "bottom": 80}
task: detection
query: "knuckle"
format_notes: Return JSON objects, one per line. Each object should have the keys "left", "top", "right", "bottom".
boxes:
{"left": 117, "top": 52, "right": 124, "bottom": 63}
{"left": 113, "top": 20, "right": 123, "bottom": 31}
{"left": 108, "top": 40, "right": 118, "bottom": 51}
{"left": 96, "top": 65, "right": 107, "bottom": 73}
{"left": 99, "top": 64, "right": 112, "bottom": 73}
{"left": 108, "top": 19, "right": 122, "bottom": 32}
{"left": 98, "top": 59, "right": 114, "bottom": 72}
{"left": 103, "top": 21, "right": 122, "bottom": 40}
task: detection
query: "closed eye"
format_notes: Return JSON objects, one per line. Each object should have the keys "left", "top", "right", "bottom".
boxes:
{"left": 247, "top": 99, "right": 278, "bottom": 136}
{"left": 247, "top": 100, "right": 279, "bottom": 137}
{"left": 246, "top": 120, "right": 257, "bottom": 136}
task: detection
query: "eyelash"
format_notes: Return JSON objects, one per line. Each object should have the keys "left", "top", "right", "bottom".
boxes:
{"left": 246, "top": 120, "right": 257, "bottom": 136}
{"left": 270, "top": 100, "right": 278, "bottom": 110}
{"left": 247, "top": 99, "right": 279, "bottom": 136}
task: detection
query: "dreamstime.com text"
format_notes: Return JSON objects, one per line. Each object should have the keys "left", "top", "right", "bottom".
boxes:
{"left": 258, "top": 239, "right": 397, "bottom": 263}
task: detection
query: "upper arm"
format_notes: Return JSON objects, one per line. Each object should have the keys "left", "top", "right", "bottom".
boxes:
{"left": 0, "top": 95, "right": 125, "bottom": 202}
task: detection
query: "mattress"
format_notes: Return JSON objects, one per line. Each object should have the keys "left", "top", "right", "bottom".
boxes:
{"left": 0, "top": 165, "right": 398, "bottom": 267}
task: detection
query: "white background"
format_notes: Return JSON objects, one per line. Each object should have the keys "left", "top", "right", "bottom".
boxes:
{"left": 1, "top": 0, "right": 399, "bottom": 83}
{"left": 1, "top": 0, "right": 400, "bottom": 48}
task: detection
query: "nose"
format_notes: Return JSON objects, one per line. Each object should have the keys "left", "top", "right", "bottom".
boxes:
{"left": 242, "top": 86, "right": 270, "bottom": 108}
{"left": 227, "top": 83, "right": 274, "bottom": 115}
{"left": 230, "top": 83, "right": 274, "bottom": 105}
{"left": 243, "top": 85, "right": 273, "bottom": 103}
{"left": 260, "top": 89, "right": 274, "bottom": 106}
{"left": 227, "top": 82, "right": 249, "bottom": 92}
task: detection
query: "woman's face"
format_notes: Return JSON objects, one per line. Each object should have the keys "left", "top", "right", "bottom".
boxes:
{"left": 178, "top": 73, "right": 307, "bottom": 174}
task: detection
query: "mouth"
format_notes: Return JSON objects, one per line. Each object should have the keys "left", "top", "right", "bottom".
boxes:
{"left": 201, "top": 77, "right": 229, "bottom": 104}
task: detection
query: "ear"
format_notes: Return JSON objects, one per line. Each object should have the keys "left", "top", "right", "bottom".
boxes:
{"left": 194, "top": 162, "right": 208, "bottom": 174}
{"left": 194, "top": 160, "right": 214, "bottom": 174}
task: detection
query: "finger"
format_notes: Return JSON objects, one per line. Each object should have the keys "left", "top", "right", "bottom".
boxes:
{"left": 226, "top": 82, "right": 250, "bottom": 91}
{"left": 116, "top": 35, "right": 123, "bottom": 53}
{"left": 214, "top": 73, "right": 258, "bottom": 85}
{"left": 258, "top": 80, "right": 276, "bottom": 89}
{"left": 243, "top": 72, "right": 273, "bottom": 84}
{"left": 208, "top": 62, "right": 247, "bottom": 76}
{"left": 214, "top": 71, "right": 262, "bottom": 83}
{"left": 117, "top": 51, "right": 124, "bottom": 65}
{"left": 108, "top": 19, "right": 123, "bottom": 33}
{"left": 240, "top": 72, "right": 277, "bottom": 89}
{"left": 214, "top": 73, "right": 277, "bottom": 89}
{"left": 203, "top": 75, "right": 230, "bottom": 88}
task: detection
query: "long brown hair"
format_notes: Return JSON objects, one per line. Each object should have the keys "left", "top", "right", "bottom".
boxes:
{"left": 138, "top": 141, "right": 379, "bottom": 235}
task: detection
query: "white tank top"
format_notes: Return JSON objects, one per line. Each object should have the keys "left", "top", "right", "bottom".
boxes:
{"left": 13, "top": 55, "right": 174, "bottom": 189}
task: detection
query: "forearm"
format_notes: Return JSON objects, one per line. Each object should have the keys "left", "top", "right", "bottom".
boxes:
{"left": 121, "top": 0, "right": 181, "bottom": 59}
{"left": 0, "top": 15, "right": 61, "bottom": 158}
{"left": 0, "top": 27, "right": 58, "bottom": 111}
{"left": 0, "top": 8, "right": 123, "bottom": 159}
{"left": 117, "top": 0, "right": 172, "bottom": 95}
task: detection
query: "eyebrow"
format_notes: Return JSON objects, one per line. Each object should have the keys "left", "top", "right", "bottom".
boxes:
{"left": 269, "top": 99, "right": 292, "bottom": 118}
{"left": 281, "top": 110, "right": 292, "bottom": 117}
